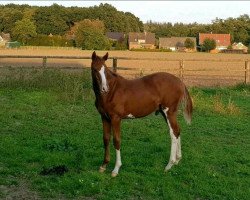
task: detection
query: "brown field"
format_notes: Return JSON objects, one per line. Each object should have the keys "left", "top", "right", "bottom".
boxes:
{"left": 0, "top": 47, "right": 249, "bottom": 86}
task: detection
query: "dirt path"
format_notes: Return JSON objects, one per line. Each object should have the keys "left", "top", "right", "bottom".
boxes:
{"left": 0, "top": 180, "right": 40, "bottom": 200}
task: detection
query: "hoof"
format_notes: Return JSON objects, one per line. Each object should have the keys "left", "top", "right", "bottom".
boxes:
{"left": 174, "top": 160, "right": 180, "bottom": 165}
{"left": 164, "top": 164, "right": 173, "bottom": 172}
{"left": 99, "top": 166, "right": 106, "bottom": 173}
{"left": 174, "top": 157, "right": 182, "bottom": 165}
{"left": 111, "top": 172, "right": 118, "bottom": 177}
{"left": 164, "top": 168, "right": 170, "bottom": 172}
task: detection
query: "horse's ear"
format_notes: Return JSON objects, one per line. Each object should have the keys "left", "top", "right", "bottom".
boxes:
{"left": 92, "top": 51, "right": 97, "bottom": 60}
{"left": 103, "top": 52, "right": 108, "bottom": 61}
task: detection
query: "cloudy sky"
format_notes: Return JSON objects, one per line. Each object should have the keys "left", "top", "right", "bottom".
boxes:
{"left": 1, "top": 1, "right": 250, "bottom": 24}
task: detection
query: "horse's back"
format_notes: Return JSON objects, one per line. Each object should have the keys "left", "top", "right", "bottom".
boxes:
{"left": 143, "top": 72, "right": 182, "bottom": 84}
{"left": 141, "top": 72, "right": 184, "bottom": 93}
{"left": 120, "top": 72, "right": 185, "bottom": 112}
{"left": 143, "top": 72, "right": 185, "bottom": 108}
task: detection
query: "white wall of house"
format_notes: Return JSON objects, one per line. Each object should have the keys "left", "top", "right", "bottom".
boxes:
{"left": 170, "top": 47, "right": 176, "bottom": 51}
{"left": 217, "top": 46, "right": 228, "bottom": 50}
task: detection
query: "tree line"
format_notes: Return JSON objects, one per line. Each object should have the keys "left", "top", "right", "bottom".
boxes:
{"left": 0, "top": 3, "right": 143, "bottom": 49}
{"left": 0, "top": 3, "right": 143, "bottom": 35}
{"left": 0, "top": 3, "right": 249, "bottom": 49}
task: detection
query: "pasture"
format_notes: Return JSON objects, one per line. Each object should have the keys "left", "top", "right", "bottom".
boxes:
{"left": 1, "top": 48, "right": 250, "bottom": 86}
{"left": 0, "top": 68, "right": 249, "bottom": 199}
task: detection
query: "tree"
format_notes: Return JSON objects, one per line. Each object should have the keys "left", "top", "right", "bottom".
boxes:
{"left": 0, "top": 7, "right": 23, "bottom": 33}
{"left": 34, "top": 4, "right": 69, "bottom": 35}
{"left": 11, "top": 18, "right": 37, "bottom": 44}
{"left": 75, "top": 19, "right": 110, "bottom": 50}
{"left": 202, "top": 38, "right": 216, "bottom": 52}
{"left": 184, "top": 38, "right": 195, "bottom": 49}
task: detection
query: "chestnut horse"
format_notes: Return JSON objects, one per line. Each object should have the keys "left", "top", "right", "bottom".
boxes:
{"left": 91, "top": 52, "right": 193, "bottom": 177}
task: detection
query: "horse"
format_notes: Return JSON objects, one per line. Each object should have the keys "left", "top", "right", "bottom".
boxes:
{"left": 91, "top": 51, "right": 193, "bottom": 177}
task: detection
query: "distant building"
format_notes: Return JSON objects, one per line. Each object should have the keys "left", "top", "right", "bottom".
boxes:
{"left": 199, "top": 33, "right": 231, "bottom": 50}
{"left": 232, "top": 42, "right": 248, "bottom": 53}
{"left": 159, "top": 37, "right": 196, "bottom": 51}
{"left": 0, "top": 32, "right": 11, "bottom": 47}
{"left": 1, "top": 32, "right": 11, "bottom": 42}
{"left": 222, "top": 42, "right": 248, "bottom": 54}
{"left": 128, "top": 32, "right": 155, "bottom": 50}
{"left": 106, "top": 32, "right": 125, "bottom": 42}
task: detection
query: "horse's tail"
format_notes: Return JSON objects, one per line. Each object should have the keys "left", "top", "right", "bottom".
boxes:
{"left": 182, "top": 86, "right": 193, "bottom": 125}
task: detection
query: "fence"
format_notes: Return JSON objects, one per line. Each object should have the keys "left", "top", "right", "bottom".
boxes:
{"left": 0, "top": 55, "right": 249, "bottom": 85}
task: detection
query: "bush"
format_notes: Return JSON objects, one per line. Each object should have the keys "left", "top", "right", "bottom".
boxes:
{"left": 184, "top": 38, "right": 195, "bottom": 49}
{"left": 75, "top": 19, "right": 111, "bottom": 50}
{"left": 0, "top": 68, "right": 92, "bottom": 103}
{"left": 110, "top": 40, "right": 127, "bottom": 50}
{"left": 227, "top": 45, "right": 233, "bottom": 50}
{"left": 26, "top": 34, "right": 75, "bottom": 47}
{"left": 202, "top": 38, "right": 216, "bottom": 52}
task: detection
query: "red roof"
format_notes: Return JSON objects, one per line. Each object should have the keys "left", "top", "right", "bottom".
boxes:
{"left": 199, "top": 33, "right": 231, "bottom": 47}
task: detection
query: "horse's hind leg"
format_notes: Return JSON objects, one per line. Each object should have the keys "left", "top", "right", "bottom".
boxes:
{"left": 162, "top": 108, "right": 181, "bottom": 171}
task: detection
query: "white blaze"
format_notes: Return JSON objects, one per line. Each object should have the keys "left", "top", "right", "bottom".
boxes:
{"left": 99, "top": 65, "right": 108, "bottom": 93}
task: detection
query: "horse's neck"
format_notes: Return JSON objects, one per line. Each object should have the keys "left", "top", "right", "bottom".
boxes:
{"left": 106, "top": 68, "right": 119, "bottom": 84}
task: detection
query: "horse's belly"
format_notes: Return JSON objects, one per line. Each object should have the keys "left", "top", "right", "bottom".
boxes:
{"left": 125, "top": 97, "right": 159, "bottom": 118}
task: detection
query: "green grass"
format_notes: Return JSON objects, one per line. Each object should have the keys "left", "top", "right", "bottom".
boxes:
{"left": 0, "top": 68, "right": 250, "bottom": 199}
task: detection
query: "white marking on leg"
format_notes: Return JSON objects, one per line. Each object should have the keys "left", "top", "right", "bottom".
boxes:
{"left": 127, "top": 113, "right": 135, "bottom": 119}
{"left": 99, "top": 65, "right": 108, "bottom": 93}
{"left": 112, "top": 149, "right": 122, "bottom": 177}
{"left": 163, "top": 107, "right": 169, "bottom": 113}
{"left": 165, "top": 121, "right": 178, "bottom": 171}
{"left": 162, "top": 107, "right": 178, "bottom": 171}
{"left": 175, "top": 136, "right": 182, "bottom": 164}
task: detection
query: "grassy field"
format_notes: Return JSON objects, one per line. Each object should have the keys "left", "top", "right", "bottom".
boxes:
{"left": 0, "top": 68, "right": 250, "bottom": 199}
{"left": 1, "top": 48, "right": 250, "bottom": 86}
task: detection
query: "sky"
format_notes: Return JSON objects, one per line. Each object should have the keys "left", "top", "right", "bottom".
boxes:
{"left": 1, "top": 1, "right": 250, "bottom": 24}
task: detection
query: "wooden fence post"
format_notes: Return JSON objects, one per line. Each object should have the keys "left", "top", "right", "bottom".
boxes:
{"left": 113, "top": 57, "right": 117, "bottom": 72}
{"left": 245, "top": 60, "right": 249, "bottom": 84}
{"left": 42, "top": 56, "right": 47, "bottom": 68}
{"left": 179, "top": 60, "right": 184, "bottom": 81}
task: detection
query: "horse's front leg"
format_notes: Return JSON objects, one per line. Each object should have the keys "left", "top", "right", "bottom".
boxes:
{"left": 99, "top": 116, "right": 111, "bottom": 173}
{"left": 111, "top": 116, "right": 122, "bottom": 177}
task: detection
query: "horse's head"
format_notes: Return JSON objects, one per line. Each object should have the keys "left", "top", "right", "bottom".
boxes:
{"left": 91, "top": 51, "right": 109, "bottom": 93}
{"left": 91, "top": 51, "right": 108, "bottom": 70}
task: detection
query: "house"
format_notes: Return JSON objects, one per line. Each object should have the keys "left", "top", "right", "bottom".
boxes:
{"left": 198, "top": 33, "right": 231, "bottom": 50}
{"left": 159, "top": 37, "right": 196, "bottom": 51}
{"left": 0, "top": 32, "right": 11, "bottom": 47}
{"left": 1, "top": 32, "right": 10, "bottom": 42}
{"left": 232, "top": 42, "right": 248, "bottom": 53}
{"left": 106, "top": 32, "right": 125, "bottom": 43}
{"left": 128, "top": 32, "right": 155, "bottom": 50}
{"left": 0, "top": 36, "right": 4, "bottom": 48}
{"left": 221, "top": 42, "right": 248, "bottom": 54}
